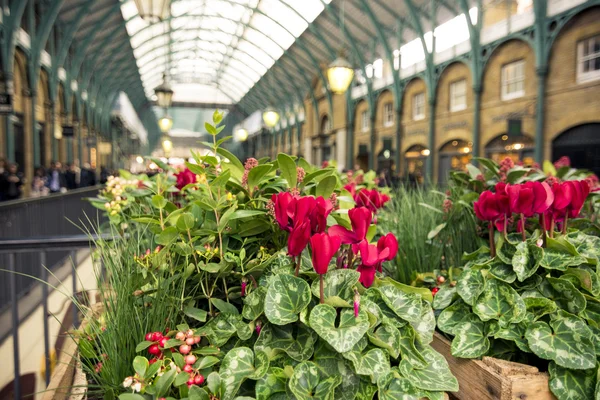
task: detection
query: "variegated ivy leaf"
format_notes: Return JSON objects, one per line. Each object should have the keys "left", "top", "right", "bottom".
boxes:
{"left": 257, "top": 252, "right": 295, "bottom": 287}
{"left": 473, "top": 278, "right": 526, "bottom": 326}
{"left": 581, "top": 296, "right": 600, "bottom": 328}
{"left": 399, "top": 345, "right": 459, "bottom": 392}
{"left": 340, "top": 336, "right": 368, "bottom": 370}
{"left": 540, "top": 236, "right": 587, "bottom": 271}
{"left": 362, "top": 289, "right": 407, "bottom": 329}
{"left": 450, "top": 314, "right": 490, "bottom": 358}
{"left": 432, "top": 285, "right": 456, "bottom": 310}
{"left": 355, "top": 380, "right": 378, "bottom": 400}
{"left": 287, "top": 361, "right": 342, "bottom": 400}
{"left": 525, "top": 310, "right": 596, "bottom": 370}
{"left": 219, "top": 347, "right": 269, "bottom": 400}
{"left": 548, "top": 361, "right": 596, "bottom": 400}
{"left": 368, "top": 323, "right": 401, "bottom": 358}
{"left": 312, "top": 340, "right": 360, "bottom": 400}
{"left": 496, "top": 235, "right": 517, "bottom": 265}
{"left": 376, "top": 371, "right": 445, "bottom": 400}
{"left": 512, "top": 273, "right": 543, "bottom": 291}
{"left": 523, "top": 296, "right": 557, "bottom": 321}
{"left": 254, "top": 323, "right": 317, "bottom": 362}
{"left": 354, "top": 348, "right": 392, "bottom": 384}
{"left": 567, "top": 231, "right": 600, "bottom": 265}
{"left": 309, "top": 304, "right": 369, "bottom": 353}
{"left": 264, "top": 274, "right": 311, "bottom": 325}
{"left": 376, "top": 285, "right": 422, "bottom": 323}
{"left": 397, "top": 325, "right": 428, "bottom": 369}
{"left": 410, "top": 300, "right": 435, "bottom": 343}
{"left": 540, "top": 277, "right": 586, "bottom": 314}
{"left": 563, "top": 265, "right": 600, "bottom": 296}
{"left": 488, "top": 321, "right": 530, "bottom": 353}
{"left": 456, "top": 267, "right": 485, "bottom": 306}
{"left": 255, "top": 367, "right": 288, "bottom": 400}
{"left": 310, "top": 269, "right": 359, "bottom": 306}
{"left": 488, "top": 260, "right": 516, "bottom": 284}
{"left": 201, "top": 314, "right": 238, "bottom": 347}
{"left": 437, "top": 300, "right": 472, "bottom": 335}
{"left": 512, "top": 241, "right": 543, "bottom": 282}
{"left": 242, "top": 286, "right": 267, "bottom": 321}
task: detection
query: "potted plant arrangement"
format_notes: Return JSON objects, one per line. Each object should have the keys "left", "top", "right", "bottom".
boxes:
{"left": 59, "top": 111, "right": 457, "bottom": 400}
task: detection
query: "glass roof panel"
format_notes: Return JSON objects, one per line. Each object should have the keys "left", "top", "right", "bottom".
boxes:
{"left": 121, "top": 0, "right": 326, "bottom": 104}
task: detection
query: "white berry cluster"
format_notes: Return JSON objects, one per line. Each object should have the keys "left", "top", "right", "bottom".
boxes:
{"left": 102, "top": 176, "right": 138, "bottom": 216}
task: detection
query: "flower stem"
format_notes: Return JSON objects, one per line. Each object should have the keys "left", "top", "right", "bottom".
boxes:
{"left": 520, "top": 214, "right": 526, "bottom": 242}
{"left": 539, "top": 214, "right": 547, "bottom": 247}
{"left": 562, "top": 213, "right": 569, "bottom": 235}
{"left": 294, "top": 255, "right": 301, "bottom": 277}
{"left": 503, "top": 215, "right": 508, "bottom": 239}
{"left": 488, "top": 223, "right": 496, "bottom": 258}
{"left": 319, "top": 274, "right": 324, "bottom": 304}
{"left": 550, "top": 215, "right": 555, "bottom": 238}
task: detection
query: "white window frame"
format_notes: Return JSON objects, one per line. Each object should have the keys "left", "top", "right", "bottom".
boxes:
{"left": 449, "top": 79, "right": 467, "bottom": 112}
{"left": 361, "top": 110, "right": 369, "bottom": 132}
{"left": 501, "top": 60, "right": 525, "bottom": 101}
{"left": 577, "top": 35, "right": 600, "bottom": 83}
{"left": 412, "top": 92, "right": 425, "bottom": 121}
{"left": 383, "top": 102, "right": 394, "bottom": 127}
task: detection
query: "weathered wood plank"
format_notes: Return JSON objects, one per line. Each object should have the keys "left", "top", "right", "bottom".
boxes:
{"left": 432, "top": 332, "right": 556, "bottom": 400}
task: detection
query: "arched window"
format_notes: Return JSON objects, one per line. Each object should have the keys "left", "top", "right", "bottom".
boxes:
{"left": 320, "top": 115, "right": 332, "bottom": 134}
{"left": 485, "top": 134, "right": 534, "bottom": 166}
{"left": 553, "top": 123, "right": 600, "bottom": 176}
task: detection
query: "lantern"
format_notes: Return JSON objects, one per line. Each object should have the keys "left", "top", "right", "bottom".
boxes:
{"left": 158, "top": 115, "right": 173, "bottom": 133}
{"left": 327, "top": 56, "right": 354, "bottom": 94}
{"left": 154, "top": 74, "right": 174, "bottom": 108}
{"left": 262, "top": 107, "right": 280, "bottom": 128}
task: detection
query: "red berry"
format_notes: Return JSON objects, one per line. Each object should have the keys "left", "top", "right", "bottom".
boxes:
{"left": 187, "top": 378, "right": 195, "bottom": 386}
{"left": 437, "top": 276, "right": 446, "bottom": 284}
{"left": 152, "top": 332, "right": 163, "bottom": 341}
{"left": 159, "top": 337, "right": 168, "bottom": 348}
{"left": 179, "top": 344, "right": 191, "bottom": 354}
{"left": 186, "top": 329, "right": 194, "bottom": 337}
{"left": 186, "top": 337, "right": 195, "bottom": 345}
{"left": 145, "top": 333, "right": 153, "bottom": 341}
{"left": 149, "top": 358, "right": 157, "bottom": 365}
{"left": 431, "top": 287, "right": 440, "bottom": 296}
{"left": 194, "top": 375, "right": 204, "bottom": 385}
{"left": 148, "top": 344, "right": 161, "bottom": 355}
{"left": 185, "top": 355, "right": 197, "bottom": 365}
{"left": 175, "top": 332, "right": 186, "bottom": 341}
{"left": 183, "top": 365, "right": 193, "bottom": 373}
{"left": 193, "top": 336, "right": 201, "bottom": 344}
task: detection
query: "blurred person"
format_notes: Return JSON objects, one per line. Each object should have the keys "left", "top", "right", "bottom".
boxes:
{"left": 0, "top": 163, "right": 24, "bottom": 201}
{"left": 65, "top": 163, "right": 79, "bottom": 189}
{"left": 31, "top": 166, "right": 49, "bottom": 197}
{"left": 47, "top": 161, "right": 67, "bottom": 193}
{"left": 79, "top": 163, "right": 96, "bottom": 187}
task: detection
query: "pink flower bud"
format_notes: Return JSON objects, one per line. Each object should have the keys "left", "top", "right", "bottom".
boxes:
{"left": 241, "top": 280, "right": 247, "bottom": 297}
{"left": 353, "top": 291, "right": 360, "bottom": 318}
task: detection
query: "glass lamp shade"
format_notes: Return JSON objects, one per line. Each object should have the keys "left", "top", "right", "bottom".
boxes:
{"left": 155, "top": 79, "right": 174, "bottom": 108}
{"left": 235, "top": 128, "right": 249, "bottom": 142}
{"left": 134, "top": 0, "right": 171, "bottom": 23}
{"left": 158, "top": 115, "right": 173, "bottom": 133}
{"left": 327, "top": 57, "right": 355, "bottom": 94}
{"left": 162, "top": 138, "right": 173, "bottom": 154}
{"left": 262, "top": 107, "right": 280, "bottom": 128}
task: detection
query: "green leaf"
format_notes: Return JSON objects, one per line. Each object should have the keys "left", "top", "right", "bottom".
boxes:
{"left": 432, "top": 285, "right": 457, "bottom": 310}
{"left": 473, "top": 278, "right": 526, "bottom": 326}
{"left": 367, "top": 323, "right": 401, "bottom": 358}
{"left": 564, "top": 266, "right": 600, "bottom": 296}
{"left": 456, "top": 267, "right": 485, "bottom": 306}
{"left": 399, "top": 345, "right": 459, "bottom": 392}
{"left": 211, "top": 298, "right": 239, "bottom": 315}
{"left": 155, "top": 368, "right": 176, "bottom": 397}
{"left": 287, "top": 361, "right": 342, "bottom": 400}
{"left": 254, "top": 323, "right": 317, "bottom": 362}
{"left": 427, "top": 222, "right": 447, "bottom": 240}
{"left": 487, "top": 260, "right": 517, "bottom": 283}
{"left": 315, "top": 175, "right": 337, "bottom": 199}
{"left": 410, "top": 300, "right": 436, "bottom": 343}
{"left": 176, "top": 212, "right": 196, "bottom": 231}
{"left": 135, "top": 340, "right": 153, "bottom": 352}
{"left": 132, "top": 216, "right": 161, "bottom": 225}
{"left": 437, "top": 301, "right": 472, "bottom": 335}
{"left": 309, "top": 304, "right": 370, "bottom": 353}
{"left": 219, "top": 348, "right": 267, "bottom": 399}
{"left": 376, "top": 284, "right": 422, "bottom": 323}
{"left": 377, "top": 372, "right": 433, "bottom": 400}
{"left": 506, "top": 167, "right": 529, "bottom": 183}
{"left": 310, "top": 269, "right": 359, "bottom": 305}
{"left": 248, "top": 165, "right": 273, "bottom": 191}
{"left": 152, "top": 194, "right": 168, "bottom": 209}
{"left": 541, "top": 236, "right": 587, "bottom": 271}
{"left": 302, "top": 169, "right": 333, "bottom": 186}
{"left": 451, "top": 314, "right": 490, "bottom": 358}
{"left": 184, "top": 305, "right": 208, "bottom": 322}
{"left": 175, "top": 371, "right": 190, "bottom": 387}
{"left": 312, "top": 341, "right": 361, "bottom": 400}
{"left": 540, "top": 277, "right": 587, "bottom": 314}
{"left": 211, "top": 169, "right": 231, "bottom": 188}
{"left": 205, "top": 122, "right": 217, "bottom": 135}
{"left": 216, "top": 147, "right": 244, "bottom": 176}
{"left": 255, "top": 368, "right": 288, "bottom": 400}
{"left": 156, "top": 226, "right": 179, "bottom": 245}
{"left": 489, "top": 321, "right": 531, "bottom": 353}
{"left": 242, "top": 286, "right": 267, "bottom": 321}
{"left": 132, "top": 356, "right": 148, "bottom": 378}
{"left": 277, "top": 153, "right": 297, "bottom": 188}
{"left": 188, "top": 385, "right": 210, "bottom": 400}
{"left": 567, "top": 231, "right": 600, "bottom": 265}
{"left": 526, "top": 310, "right": 596, "bottom": 370}
{"left": 230, "top": 210, "right": 265, "bottom": 220}
{"left": 264, "top": 274, "right": 311, "bottom": 325}
{"left": 118, "top": 395, "right": 146, "bottom": 400}
{"left": 512, "top": 241, "right": 543, "bottom": 282}
{"left": 548, "top": 362, "right": 596, "bottom": 400}
{"left": 353, "top": 348, "right": 391, "bottom": 384}
{"left": 523, "top": 296, "right": 558, "bottom": 321}
{"left": 397, "top": 326, "right": 428, "bottom": 368}
{"left": 496, "top": 236, "right": 517, "bottom": 265}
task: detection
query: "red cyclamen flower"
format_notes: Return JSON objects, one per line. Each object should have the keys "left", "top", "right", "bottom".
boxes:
{"left": 288, "top": 221, "right": 311, "bottom": 257}
{"left": 329, "top": 207, "right": 372, "bottom": 244}
{"left": 506, "top": 181, "right": 554, "bottom": 217}
{"left": 175, "top": 168, "right": 196, "bottom": 190}
{"left": 310, "top": 233, "right": 341, "bottom": 275}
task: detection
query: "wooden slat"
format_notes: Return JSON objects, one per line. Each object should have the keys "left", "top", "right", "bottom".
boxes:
{"left": 432, "top": 332, "right": 556, "bottom": 400}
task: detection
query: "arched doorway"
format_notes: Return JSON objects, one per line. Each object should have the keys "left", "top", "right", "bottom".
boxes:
{"left": 377, "top": 137, "right": 394, "bottom": 174}
{"left": 485, "top": 134, "right": 534, "bottom": 166}
{"left": 320, "top": 115, "right": 333, "bottom": 162}
{"left": 404, "top": 144, "right": 428, "bottom": 184}
{"left": 438, "top": 139, "right": 472, "bottom": 185}
{"left": 553, "top": 123, "right": 600, "bottom": 176}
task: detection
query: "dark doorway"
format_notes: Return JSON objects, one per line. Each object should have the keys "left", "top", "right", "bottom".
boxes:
{"left": 485, "top": 133, "right": 534, "bottom": 166}
{"left": 14, "top": 119, "right": 25, "bottom": 172}
{"left": 438, "top": 139, "right": 472, "bottom": 186}
{"left": 552, "top": 123, "right": 600, "bottom": 176}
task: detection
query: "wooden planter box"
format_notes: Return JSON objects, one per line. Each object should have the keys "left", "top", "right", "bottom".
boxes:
{"left": 432, "top": 332, "right": 556, "bottom": 400}
{"left": 42, "top": 304, "right": 104, "bottom": 400}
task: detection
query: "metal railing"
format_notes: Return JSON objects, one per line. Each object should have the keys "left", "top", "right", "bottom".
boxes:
{"left": 0, "top": 234, "right": 114, "bottom": 400}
